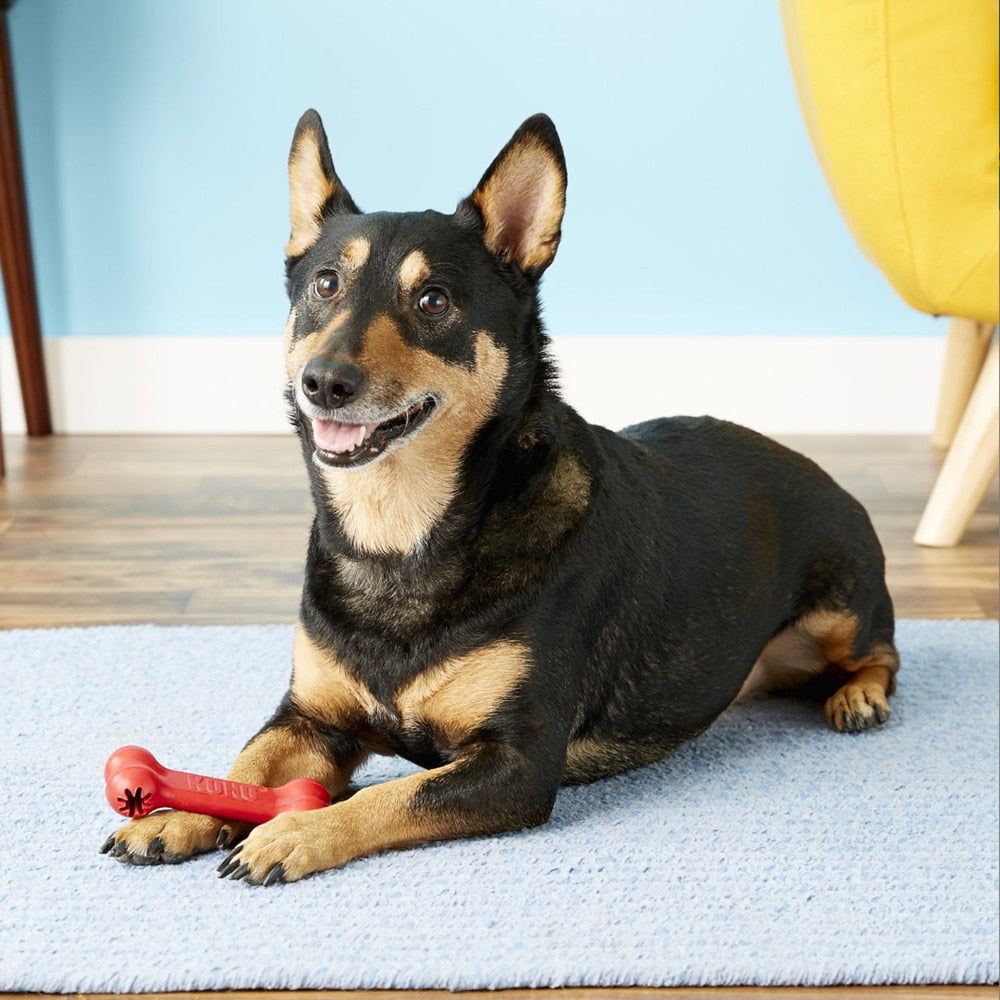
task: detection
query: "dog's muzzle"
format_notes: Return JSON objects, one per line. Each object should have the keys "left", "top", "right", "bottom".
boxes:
{"left": 310, "top": 395, "right": 436, "bottom": 467}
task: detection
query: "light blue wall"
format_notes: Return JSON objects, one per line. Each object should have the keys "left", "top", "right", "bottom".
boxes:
{"left": 3, "top": 0, "right": 940, "bottom": 339}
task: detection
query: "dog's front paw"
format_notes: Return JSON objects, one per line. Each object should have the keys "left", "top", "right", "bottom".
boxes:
{"left": 100, "top": 810, "right": 248, "bottom": 866}
{"left": 217, "top": 811, "right": 331, "bottom": 885}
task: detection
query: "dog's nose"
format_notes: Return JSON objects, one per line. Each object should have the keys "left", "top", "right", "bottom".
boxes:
{"left": 300, "top": 358, "right": 364, "bottom": 410}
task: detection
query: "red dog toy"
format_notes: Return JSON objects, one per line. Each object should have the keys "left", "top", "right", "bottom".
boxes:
{"left": 104, "top": 745, "right": 330, "bottom": 824}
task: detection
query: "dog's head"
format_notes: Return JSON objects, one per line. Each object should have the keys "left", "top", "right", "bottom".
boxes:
{"left": 282, "top": 111, "right": 567, "bottom": 555}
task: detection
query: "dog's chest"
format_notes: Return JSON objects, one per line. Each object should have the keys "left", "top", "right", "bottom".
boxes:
{"left": 292, "top": 625, "right": 531, "bottom": 762}
{"left": 374, "top": 714, "right": 454, "bottom": 770}
{"left": 333, "top": 552, "right": 465, "bottom": 633}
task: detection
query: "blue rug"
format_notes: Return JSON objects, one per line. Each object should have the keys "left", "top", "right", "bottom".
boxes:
{"left": 0, "top": 619, "right": 996, "bottom": 992}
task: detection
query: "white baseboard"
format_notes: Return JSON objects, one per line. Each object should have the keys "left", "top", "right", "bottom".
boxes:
{"left": 0, "top": 334, "right": 943, "bottom": 435}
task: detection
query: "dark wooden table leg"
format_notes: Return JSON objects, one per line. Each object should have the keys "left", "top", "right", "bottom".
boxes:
{"left": 0, "top": 1, "right": 53, "bottom": 477}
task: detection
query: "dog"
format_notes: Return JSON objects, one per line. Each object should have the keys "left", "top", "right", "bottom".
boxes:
{"left": 102, "top": 111, "right": 899, "bottom": 884}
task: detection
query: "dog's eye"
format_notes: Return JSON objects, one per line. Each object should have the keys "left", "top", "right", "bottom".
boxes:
{"left": 418, "top": 287, "right": 450, "bottom": 317}
{"left": 312, "top": 270, "right": 341, "bottom": 300}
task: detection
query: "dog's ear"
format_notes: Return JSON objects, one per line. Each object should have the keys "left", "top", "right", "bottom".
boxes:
{"left": 466, "top": 114, "right": 566, "bottom": 278}
{"left": 285, "top": 109, "right": 360, "bottom": 258}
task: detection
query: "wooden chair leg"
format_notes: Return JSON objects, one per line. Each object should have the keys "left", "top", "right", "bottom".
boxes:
{"left": 931, "top": 317, "right": 996, "bottom": 449}
{"left": 0, "top": 5, "right": 52, "bottom": 467}
{"left": 915, "top": 333, "right": 1000, "bottom": 547}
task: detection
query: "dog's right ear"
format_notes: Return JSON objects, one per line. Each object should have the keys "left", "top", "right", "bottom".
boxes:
{"left": 465, "top": 114, "right": 567, "bottom": 279}
{"left": 285, "top": 109, "right": 360, "bottom": 258}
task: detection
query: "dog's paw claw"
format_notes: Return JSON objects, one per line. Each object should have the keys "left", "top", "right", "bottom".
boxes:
{"left": 263, "top": 863, "right": 286, "bottom": 887}
{"left": 101, "top": 837, "right": 130, "bottom": 861}
{"left": 215, "top": 822, "right": 250, "bottom": 851}
{"left": 217, "top": 848, "right": 243, "bottom": 879}
{"left": 217, "top": 843, "right": 288, "bottom": 886}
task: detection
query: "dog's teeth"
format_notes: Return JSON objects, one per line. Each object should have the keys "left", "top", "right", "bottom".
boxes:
{"left": 355, "top": 425, "right": 366, "bottom": 449}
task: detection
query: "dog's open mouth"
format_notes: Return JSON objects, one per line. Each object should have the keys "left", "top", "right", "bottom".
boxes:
{"left": 311, "top": 396, "right": 436, "bottom": 468}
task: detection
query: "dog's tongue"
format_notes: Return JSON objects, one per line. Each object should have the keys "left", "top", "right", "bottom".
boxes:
{"left": 312, "top": 418, "right": 378, "bottom": 454}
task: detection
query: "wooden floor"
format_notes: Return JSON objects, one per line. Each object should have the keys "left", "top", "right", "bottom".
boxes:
{"left": 0, "top": 434, "right": 996, "bottom": 1000}
{"left": 0, "top": 434, "right": 996, "bottom": 627}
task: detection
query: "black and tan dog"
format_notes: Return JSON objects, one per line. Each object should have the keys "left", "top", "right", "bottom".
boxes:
{"left": 102, "top": 111, "right": 899, "bottom": 884}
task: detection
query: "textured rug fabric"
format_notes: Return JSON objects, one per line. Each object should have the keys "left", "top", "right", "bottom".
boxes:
{"left": 0, "top": 619, "right": 996, "bottom": 992}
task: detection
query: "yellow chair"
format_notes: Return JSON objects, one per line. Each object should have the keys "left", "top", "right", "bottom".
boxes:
{"left": 780, "top": 0, "right": 999, "bottom": 547}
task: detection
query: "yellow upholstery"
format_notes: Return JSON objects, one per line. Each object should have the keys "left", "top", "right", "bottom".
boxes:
{"left": 781, "top": 0, "right": 999, "bottom": 323}
{"left": 781, "top": 0, "right": 999, "bottom": 548}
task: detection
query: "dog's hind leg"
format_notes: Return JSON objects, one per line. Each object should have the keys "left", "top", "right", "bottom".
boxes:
{"left": 738, "top": 605, "right": 899, "bottom": 733}
{"left": 802, "top": 605, "right": 899, "bottom": 733}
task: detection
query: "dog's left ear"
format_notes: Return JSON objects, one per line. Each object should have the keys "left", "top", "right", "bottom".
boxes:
{"left": 286, "top": 109, "right": 360, "bottom": 259}
{"left": 467, "top": 114, "right": 566, "bottom": 279}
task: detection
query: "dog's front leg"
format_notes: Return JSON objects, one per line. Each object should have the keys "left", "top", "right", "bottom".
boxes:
{"left": 217, "top": 741, "right": 557, "bottom": 885}
{"left": 101, "top": 705, "right": 365, "bottom": 867}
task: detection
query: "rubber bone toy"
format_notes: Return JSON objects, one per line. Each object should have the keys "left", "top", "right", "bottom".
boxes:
{"left": 104, "top": 745, "right": 330, "bottom": 824}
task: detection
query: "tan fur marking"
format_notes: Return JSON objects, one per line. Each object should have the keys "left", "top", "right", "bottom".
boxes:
{"left": 284, "top": 308, "right": 352, "bottom": 380}
{"left": 737, "top": 610, "right": 899, "bottom": 705}
{"left": 286, "top": 129, "right": 337, "bottom": 258}
{"left": 865, "top": 642, "right": 901, "bottom": 693}
{"left": 736, "top": 624, "right": 828, "bottom": 701}
{"left": 473, "top": 136, "right": 565, "bottom": 272}
{"left": 797, "top": 608, "right": 859, "bottom": 665}
{"left": 356, "top": 312, "right": 416, "bottom": 389}
{"left": 290, "top": 621, "right": 382, "bottom": 725}
{"left": 226, "top": 763, "right": 467, "bottom": 882}
{"left": 225, "top": 722, "right": 349, "bottom": 797}
{"left": 396, "top": 640, "right": 531, "bottom": 744}
{"left": 398, "top": 249, "right": 431, "bottom": 296}
{"left": 283, "top": 307, "right": 298, "bottom": 367}
{"left": 342, "top": 236, "right": 371, "bottom": 272}
{"left": 321, "top": 323, "right": 509, "bottom": 554}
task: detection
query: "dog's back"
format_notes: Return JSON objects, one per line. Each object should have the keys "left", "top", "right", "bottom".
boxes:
{"left": 554, "top": 413, "right": 896, "bottom": 781}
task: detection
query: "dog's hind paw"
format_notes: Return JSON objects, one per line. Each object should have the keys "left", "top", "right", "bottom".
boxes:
{"left": 824, "top": 678, "right": 891, "bottom": 733}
